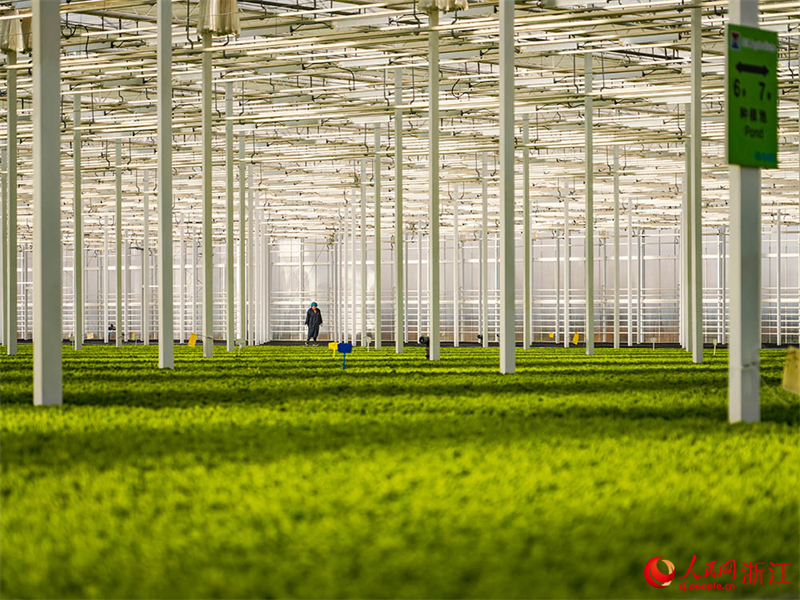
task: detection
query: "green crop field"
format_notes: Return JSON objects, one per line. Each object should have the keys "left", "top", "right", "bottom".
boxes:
{"left": 1, "top": 345, "right": 798, "bottom": 599}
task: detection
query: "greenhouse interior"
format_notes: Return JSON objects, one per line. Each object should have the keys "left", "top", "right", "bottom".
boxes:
{"left": 1, "top": 0, "right": 798, "bottom": 599}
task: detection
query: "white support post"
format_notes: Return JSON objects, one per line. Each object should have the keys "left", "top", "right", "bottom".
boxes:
{"left": 522, "top": 115, "right": 531, "bottom": 350}
{"left": 683, "top": 103, "right": 692, "bottom": 352}
{"left": 142, "top": 171, "right": 150, "bottom": 345}
{"left": 360, "top": 159, "right": 367, "bottom": 346}
{"left": 584, "top": 53, "right": 595, "bottom": 356}
{"left": 0, "top": 147, "right": 5, "bottom": 347}
{"left": 690, "top": 4, "right": 704, "bottom": 363}
{"left": 717, "top": 228, "right": 724, "bottom": 344}
{"left": 332, "top": 234, "right": 338, "bottom": 342}
{"left": 555, "top": 233, "right": 561, "bottom": 344}
{"left": 179, "top": 220, "right": 185, "bottom": 343}
{"left": 255, "top": 215, "right": 262, "bottom": 345}
{"left": 202, "top": 31, "right": 214, "bottom": 358}
{"left": 721, "top": 226, "right": 726, "bottom": 345}
{"left": 265, "top": 229, "right": 271, "bottom": 342}
{"left": 728, "top": 0, "right": 763, "bottom": 423}
{"left": 374, "top": 125, "right": 382, "bottom": 349}
{"left": 247, "top": 165, "right": 254, "bottom": 345}
{"left": 115, "top": 141, "right": 123, "bottom": 348}
{"left": 613, "top": 147, "right": 620, "bottom": 349}
{"left": 124, "top": 237, "right": 131, "bottom": 341}
{"left": 453, "top": 198, "right": 459, "bottom": 347}
{"left": 481, "top": 154, "right": 489, "bottom": 348}
{"left": 157, "top": 0, "right": 174, "bottom": 366}
{"left": 192, "top": 235, "right": 198, "bottom": 336}
{"left": 238, "top": 136, "right": 246, "bottom": 343}
{"left": 6, "top": 49, "right": 17, "bottom": 356}
{"left": 351, "top": 203, "right": 357, "bottom": 343}
{"left": 73, "top": 95, "right": 83, "bottom": 350}
{"left": 638, "top": 232, "right": 644, "bottom": 344}
{"left": 339, "top": 221, "right": 350, "bottom": 342}
{"left": 418, "top": 220, "right": 423, "bottom": 342}
{"left": 32, "top": 0, "right": 62, "bottom": 405}
{"left": 385, "top": 78, "right": 404, "bottom": 352}
{"left": 403, "top": 234, "right": 409, "bottom": 344}
{"left": 103, "top": 217, "right": 109, "bottom": 343}
{"left": 776, "top": 212, "right": 781, "bottom": 346}
{"left": 627, "top": 195, "right": 633, "bottom": 346}
{"left": 225, "top": 82, "right": 234, "bottom": 351}
{"left": 428, "top": 9, "right": 441, "bottom": 361}
{"left": 394, "top": 69, "right": 404, "bottom": 353}
{"left": 499, "top": 0, "right": 515, "bottom": 373}
{"left": 564, "top": 184, "right": 570, "bottom": 349}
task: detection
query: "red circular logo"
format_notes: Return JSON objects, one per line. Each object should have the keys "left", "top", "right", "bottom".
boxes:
{"left": 645, "top": 556, "right": 676, "bottom": 588}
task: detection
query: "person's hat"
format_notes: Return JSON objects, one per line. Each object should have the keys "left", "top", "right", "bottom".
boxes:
{"left": 311, "top": 302, "right": 318, "bottom": 307}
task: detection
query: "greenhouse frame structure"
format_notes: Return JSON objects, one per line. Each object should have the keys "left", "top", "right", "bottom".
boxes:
{"left": 0, "top": 0, "right": 798, "bottom": 421}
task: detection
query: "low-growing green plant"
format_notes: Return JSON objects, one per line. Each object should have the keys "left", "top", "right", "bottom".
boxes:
{"left": 1, "top": 345, "right": 797, "bottom": 599}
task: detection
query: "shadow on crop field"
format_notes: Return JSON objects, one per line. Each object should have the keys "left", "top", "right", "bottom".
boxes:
{"left": 1, "top": 407, "right": 795, "bottom": 474}
{"left": 1, "top": 347, "right": 797, "bottom": 427}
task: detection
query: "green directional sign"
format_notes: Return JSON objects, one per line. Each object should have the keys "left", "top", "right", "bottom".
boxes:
{"left": 726, "top": 24, "right": 778, "bottom": 169}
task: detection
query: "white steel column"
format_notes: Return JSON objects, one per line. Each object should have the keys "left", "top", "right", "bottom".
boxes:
{"left": 179, "top": 220, "right": 185, "bottom": 343}
{"left": 32, "top": 0, "right": 61, "bottom": 405}
{"left": 115, "top": 141, "right": 123, "bottom": 347}
{"left": 564, "top": 186, "right": 570, "bottom": 349}
{"left": 403, "top": 234, "right": 409, "bottom": 343}
{"left": 453, "top": 198, "right": 459, "bottom": 347}
{"left": 238, "top": 136, "right": 246, "bottom": 342}
{"left": 247, "top": 165, "right": 254, "bottom": 344}
{"left": 225, "top": 82, "right": 235, "bottom": 351}
{"left": 683, "top": 104, "right": 692, "bottom": 352}
{"left": 690, "top": 4, "right": 704, "bottom": 363}
{"left": 638, "top": 232, "right": 644, "bottom": 344}
{"left": 142, "top": 171, "right": 150, "bottom": 345}
{"left": 776, "top": 212, "right": 781, "bottom": 346}
{"left": 103, "top": 217, "right": 109, "bottom": 343}
{"left": 481, "top": 154, "right": 489, "bottom": 348}
{"left": 721, "top": 226, "right": 727, "bottom": 345}
{"left": 202, "top": 31, "right": 214, "bottom": 358}
{"left": 584, "top": 52, "right": 595, "bottom": 355}
{"left": 522, "top": 115, "right": 531, "bottom": 350}
{"left": 342, "top": 228, "right": 347, "bottom": 342}
{"left": 0, "top": 147, "right": 5, "bottom": 347}
{"left": 394, "top": 69, "right": 404, "bottom": 353}
{"left": 6, "top": 49, "right": 17, "bottom": 355}
{"left": 351, "top": 203, "right": 357, "bottom": 343}
{"left": 498, "top": 0, "right": 515, "bottom": 374}
{"left": 729, "top": 0, "right": 762, "bottom": 423}
{"left": 555, "top": 234, "right": 561, "bottom": 344}
{"left": 157, "top": 0, "right": 174, "bottom": 367}
{"left": 613, "top": 147, "right": 620, "bottom": 349}
{"left": 717, "top": 228, "right": 724, "bottom": 344}
{"left": 265, "top": 229, "right": 271, "bottom": 342}
{"left": 418, "top": 220, "right": 423, "bottom": 341}
{"left": 428, "top": 9, "right": 441, "bottom": 361}
{"left": 73, "top": 95, "right": 83, "bottom": 350}
{"left": 627, "top": 195, "right": 633, "bottom": 346}
{"left": 374, "top": 125, "right": 382, "bottom": 349}
{"left": 360, "top": 158, "right": 367, "bottom": 346}
{"left": 124, "top": 237, "right": 131, "bottom": 341}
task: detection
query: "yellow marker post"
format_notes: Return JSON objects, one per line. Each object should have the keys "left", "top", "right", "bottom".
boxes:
{"left": 188, "top": 333, "right": 198, "bottom": 347}
{"left": 549, "top": 332, "right": 554, "bottom": 339}
{"left": 783, "top": 347, "right": 799, "bottom": 395}
{"left": 328, "top": 342, "right": 338, "bottom": 357}
{"left": 572, "top": 332, "right": 579, "bottom": 346}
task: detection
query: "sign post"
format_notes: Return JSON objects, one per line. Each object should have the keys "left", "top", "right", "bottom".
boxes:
{"left": 726, "top": 24, "right": 778, "bottom": 168}
{"left": 726, "top": 4, "right": 777, "bottom": 423}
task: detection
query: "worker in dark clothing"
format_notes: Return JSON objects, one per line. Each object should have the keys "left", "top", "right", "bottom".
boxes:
{"left": 305, "top": 302, "right": 323, "bottom": 346}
